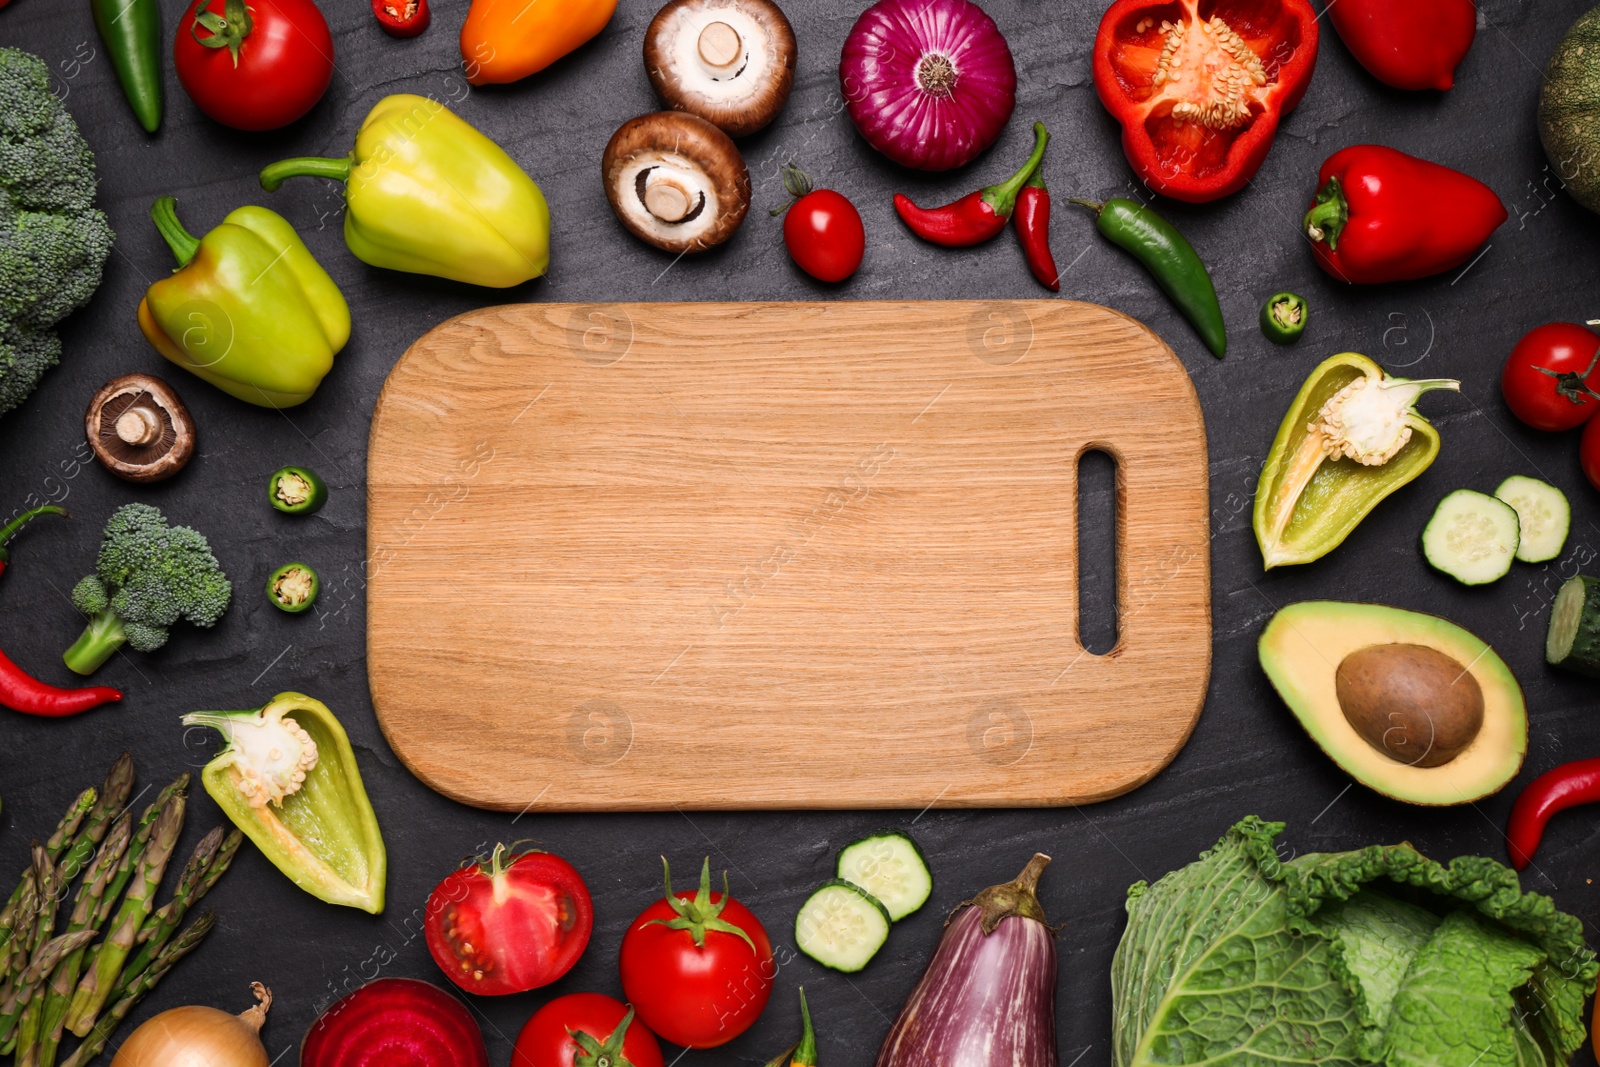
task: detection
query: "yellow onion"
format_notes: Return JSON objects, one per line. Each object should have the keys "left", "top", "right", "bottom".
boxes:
{"left": 112, "top": 982, "right": 271, "bottom": 1067}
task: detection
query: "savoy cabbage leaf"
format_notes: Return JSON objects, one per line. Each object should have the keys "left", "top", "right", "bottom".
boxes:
{"left": 1112, "top": 818, "right": 1599, "bottom": 1067}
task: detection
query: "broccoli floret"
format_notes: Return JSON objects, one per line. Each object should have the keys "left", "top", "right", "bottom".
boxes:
{"left": 0, "top": 48, "right": 113, "bottom": 419}
{"left": 63, "top": 504, "right": 232, "bottom": 675}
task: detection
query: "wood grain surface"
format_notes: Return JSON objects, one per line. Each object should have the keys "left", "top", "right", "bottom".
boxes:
{"left": 367, "top": 301, "right": 1211, "bottom": 811}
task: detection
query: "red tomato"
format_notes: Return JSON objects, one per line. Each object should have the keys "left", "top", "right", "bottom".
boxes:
{"left": 779, "top": 172, "right": 864, "bottom": 283}
{"left": 425, "top": 845, "right": 593, "bottom": 997}
{"left": 1581, "top": 415, "right": 1600, "bottom": 492}
{"left": 174, "top": 0, "right": 335, "bottom": 131}
{"left": 619, "top": 858, "right": 774, "bottom": 1048}
{"left": 1501, "top": 322, "right": 1600, "bottom": 432}
{"left": 512, "top": 995, "right": 663, "bottom": 1067}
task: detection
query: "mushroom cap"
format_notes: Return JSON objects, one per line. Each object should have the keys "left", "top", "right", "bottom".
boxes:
{"left": 602, "top": 111, "right": 752, "bottom": 254}
{"left": 645, "top": 0, "right": 796, "bottom": 137}
{"left": 85, "top": 374, "right": 196, "bottom": 483}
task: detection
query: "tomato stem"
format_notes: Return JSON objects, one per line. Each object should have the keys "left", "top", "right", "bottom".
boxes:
{"left": 645, "top": 857, "right": 757, "bottom": 951}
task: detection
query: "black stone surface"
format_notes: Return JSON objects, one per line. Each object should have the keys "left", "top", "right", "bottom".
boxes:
{"left": 3, "top": 0, "right": 1600, "bottom": 1062}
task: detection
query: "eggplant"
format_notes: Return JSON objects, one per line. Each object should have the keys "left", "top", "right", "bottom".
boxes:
{"left": 873, "top": 854, "right": 1057, "bottom": 1067}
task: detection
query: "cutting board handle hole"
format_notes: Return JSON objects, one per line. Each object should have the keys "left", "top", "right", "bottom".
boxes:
{"left": 1077, "top": 448, "right": 1119, "bottom": 656}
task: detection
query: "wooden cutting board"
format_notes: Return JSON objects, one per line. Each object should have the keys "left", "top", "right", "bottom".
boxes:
{"left": 367, "top": 301, "right": 1211, "bottom": 812}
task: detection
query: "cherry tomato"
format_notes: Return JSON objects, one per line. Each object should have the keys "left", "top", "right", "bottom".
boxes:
{"left": 512, "top": 995, "right": 664, "bottom": 1067}
{"left": 424, "top": 845, "right": 593, "bottom": 997}
{"left": 1501, "top": 322, "right": 1600, "bottom": 432}
{"left": 776, "top": 165, "right": 864, "bottom": 283}
{"left": 1581, "top": 415, "right": 1600, "bottom": 492}
{"left": 174, "top": 0, "right": 335, "bottom": 131}
{"left": 619, "top": 858, "right": 774, "bottom": 1048}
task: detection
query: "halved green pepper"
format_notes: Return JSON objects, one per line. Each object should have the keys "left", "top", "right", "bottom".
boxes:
{"left": 182, "top": 693, "right": 385, "bottom": 913}
{"left": 1253, "top": 353, "right": 1458, "bottom": 569}
{"left": 268, "top": 466, "right": 327, "bottom": 514}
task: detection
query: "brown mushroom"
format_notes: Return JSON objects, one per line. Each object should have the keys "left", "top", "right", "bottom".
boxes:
{"left": 602, "top": 111, "right": 751, "bottom": 254}
{"left": 644, "top": 0, "right": 796, "bottom": 137}
{"left": 85, "top": 374, "right": 196, "bottom": 483}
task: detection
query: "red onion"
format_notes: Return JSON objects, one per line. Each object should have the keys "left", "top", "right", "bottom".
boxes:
{"left": 840, "top": 0, "right": 1017, "bottom": 171}
{"left": 874, "top": 854, "right": 1057, "bottom": 1067}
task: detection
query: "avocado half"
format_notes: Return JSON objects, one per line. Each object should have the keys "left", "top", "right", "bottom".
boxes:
{"left": 1258, "top": 601, "right": 1526, "bottom": 806}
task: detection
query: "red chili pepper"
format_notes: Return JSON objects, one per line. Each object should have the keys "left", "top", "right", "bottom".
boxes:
{"left": 1091, "top": 0, "right": 1319, "bottom": 203}
{"left": 0, "top": 647, "right": 121, "bottom": 717}
{"left": 1014, "top": 172, "right": 1058, "bottom": 291}
{"left": 0, "top": 505, "right": 66, "bottom": 581}
{"left": 1329, "top": 0, "right": 1475, "bottom": 92}
{"left": 895, "top": 122, "right": 1048, "bottom": 248}
{"left": 371, "top": 0, "right": 429, "bottom": 37}
{"left": 1304, "top": 145, "right": 1507, "bottom": 285}
{"left": 1506, "top": 757, "right": 1600, "bottom": 870}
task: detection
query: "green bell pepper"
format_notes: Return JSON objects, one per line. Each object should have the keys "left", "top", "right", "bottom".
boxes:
{"left": 1253, "top": 352, "right": 1458, "bottom": 569}
{"left": 258, "top": 94, "right": 550, "bottom": 288}
{"left": 138, "top": 197, "right": 351, "bottom": 409}
{"left": 182, "top": 693, "right": 385, "bottom": 913}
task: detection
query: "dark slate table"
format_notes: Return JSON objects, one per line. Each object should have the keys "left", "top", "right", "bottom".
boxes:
{"left": 4, "top": 0, "right": 1600, "bottom": 1062}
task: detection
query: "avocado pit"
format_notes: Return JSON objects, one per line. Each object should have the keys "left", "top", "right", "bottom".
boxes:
{"left": 1335, "top": 643, "right": 1484, "bottom": 768}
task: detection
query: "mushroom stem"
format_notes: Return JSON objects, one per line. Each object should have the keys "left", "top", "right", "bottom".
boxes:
{"left": 698, "top": 21, "right": 742, "bottom": 68}
{"left": 114, "top": 405, "right": 163, "bottom": 446}
{"left": 644, "top": 177, "right": 695, "bottom": 222}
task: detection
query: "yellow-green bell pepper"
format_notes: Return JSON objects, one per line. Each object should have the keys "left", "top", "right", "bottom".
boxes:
{"left": 182, "top": 692, "right": 386, "bottom": 914}
{"left": 138, "top": 197, "right": 350, "bottom": 409}
{"left": 1253, "top": 353, "right": 1458, "bottom": 569}
{"left": 258, "top": 94, "right": 550, "bottom": 288}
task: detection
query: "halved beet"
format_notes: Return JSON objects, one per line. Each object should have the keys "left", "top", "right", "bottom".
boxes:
{"left": 301, "top": 978, "right": 488, "bottom": 1067}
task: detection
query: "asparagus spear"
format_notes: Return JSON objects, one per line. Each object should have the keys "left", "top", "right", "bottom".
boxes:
{"left": 0, "top": 931, "right": 96, "bottom": 1050}
{"left": 53, "top": 754, "right": 133, "bottom": 886}
{"left": 27, "top": 843, "right": 61, "bottom": 960}
{"left": 34, "top": 814, "right": 132, "bottom": 1067}
{"left": 0, "top": 790, "right": 95, "bottom": 946}
{"left": 0, "top": 871, "right": 39, "bottom": 996}
{"left": 57, "top": 914, "right": 214, "bottom": 1067}
{"left": 120, "top": 827, "right": 233, "bottom": 988}
{"left": 91, "top": 775, "right": 185, "bottom": 933}
{"left": 63, "top": 793, "right": 183, "bottom": 1037}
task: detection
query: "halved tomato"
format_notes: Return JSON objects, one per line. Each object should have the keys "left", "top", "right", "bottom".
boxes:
{"left": 424, "top": 845, "right": 593, "bottom": 996}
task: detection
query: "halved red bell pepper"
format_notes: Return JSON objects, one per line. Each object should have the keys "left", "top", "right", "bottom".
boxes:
{"left": 1329, "top": 0, "right": 1475, "bottom": 92}
{"left": 1304, "top": 144, "right": 1507, "bottom": 285}
{"left": 1092, "top": 0, "right": 1319, "bottom": 203}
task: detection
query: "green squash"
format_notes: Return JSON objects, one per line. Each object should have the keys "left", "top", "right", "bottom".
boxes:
{"left": 1540, "top": 4, "right": 1600, "bottom": 215}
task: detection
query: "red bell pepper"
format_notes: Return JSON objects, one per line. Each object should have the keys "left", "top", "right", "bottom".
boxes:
{"left": 1329, "top": 0, "right": 1475, "bottom": 92}
{"left": 1304, "top": 145, "right": 1507, "bottom": 285}
{"left": 1092, "top": 0, "right": 1319, "bottom": 203}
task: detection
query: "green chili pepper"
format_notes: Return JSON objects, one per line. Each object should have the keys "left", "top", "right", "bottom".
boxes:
{"left": 1260, "top": 292, "right": 1308, "bottom": 344}
{"left": 268, "top": 467, "right": 326, "bottom": 514}
{"left": 1253, "top": 352, "right": 1459, "bottom": 568}
{"left": 267, "top": 562, "right": 318, "bottom": 613}
{"left": 90, "top": 0, "right": 163, "bottom": 133}
{"left": 182, "top": 693, "right": 386, "bottom": 913}
{"left": 1069, "top": 197, "right": 1226, "bottom": 358}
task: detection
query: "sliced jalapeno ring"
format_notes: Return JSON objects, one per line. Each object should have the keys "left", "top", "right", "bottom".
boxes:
{"left": 269, "top": 466, "right": 327, "bottom": 514}
{"left": 268, "top": 562, "right": 319, "bottom": 613}
{"left": 1260, "top": 291, "right": 1308, "bottom": 344}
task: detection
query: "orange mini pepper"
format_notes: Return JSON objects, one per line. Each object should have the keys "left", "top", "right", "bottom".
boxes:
{"left": 459, "top": 0, "right": 618, "bottom": 85}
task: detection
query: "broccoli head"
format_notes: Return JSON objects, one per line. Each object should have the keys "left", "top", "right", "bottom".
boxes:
{"left": 63, "top": 503, "right": 232, "bottom": 675}
{"left": 0, "top": 48, "right": 114, "bottom": 419}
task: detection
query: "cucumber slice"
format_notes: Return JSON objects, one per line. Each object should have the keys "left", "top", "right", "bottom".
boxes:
{"left": 1422, "top": 490, "right": 1520, "bottom": 585}
{"left": 794, "top": 880, "right": 891, "bottom": 973}
{"left": 1546, "top": 574, "right": 1600, "bottom": 677}
{"left": 1494, "top": 475, "right": 1570, "bottom": 563}
{"left": 836, "top": 830, "right": 932, "bottom": 922}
